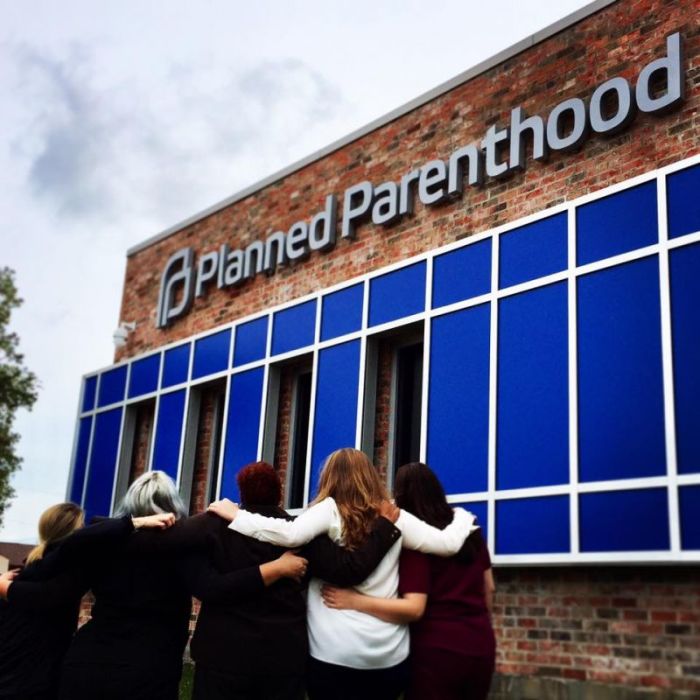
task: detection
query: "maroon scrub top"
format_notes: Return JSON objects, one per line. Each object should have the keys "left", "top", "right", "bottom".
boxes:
{"left": 398, "top": 534, "right": 496, "bottom": 659}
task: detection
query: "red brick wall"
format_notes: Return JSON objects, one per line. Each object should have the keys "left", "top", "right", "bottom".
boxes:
{"left": 273, "top": 370, "right": 295, "bottom": 491}
{"left": 116, "top": 0, "right": 698, "bottom": 361}
{"left": 127, "top": 400, "right": 154, "bottom": 485}
{"left": 493, "top": 567, "right": 700, "bottom": 694}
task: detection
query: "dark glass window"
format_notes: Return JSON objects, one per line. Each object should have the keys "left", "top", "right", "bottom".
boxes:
{"left": 180, "top": 379, "right": 227, "bottom": 514}
{"left": 288, "top": 371, "right": 312, "bottom": 509}
{"left": 393, "top": 343, "right": 423, "bottom": 472}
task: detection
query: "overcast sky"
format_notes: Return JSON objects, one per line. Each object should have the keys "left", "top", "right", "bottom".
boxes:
{"left": 1, "top": 0, "right": 593, "bottom": 542}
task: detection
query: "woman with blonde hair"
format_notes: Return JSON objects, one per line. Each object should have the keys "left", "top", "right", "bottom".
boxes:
{"left": 0, "top": 501, "right": 170, "bottom": 700}
{"left": 209, "top": 448, "right": 477, "bottom": 700}
{"left": 25, "top": 503, "right": 85, "bottom": 564}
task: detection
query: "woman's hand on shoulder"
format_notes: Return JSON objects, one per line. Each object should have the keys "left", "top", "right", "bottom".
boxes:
{"left": 207, "top": 498, "right": 239, "bottom": 522}
{"left": 321, "top": 584, "right": 361, "bottom": 610}
{"left": 131, "top": 513, "right": 176, "bottom": 530}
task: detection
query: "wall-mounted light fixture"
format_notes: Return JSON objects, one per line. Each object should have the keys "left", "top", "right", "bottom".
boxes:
{"left": 113, "top": 321, "right": 136, "bottom": 348}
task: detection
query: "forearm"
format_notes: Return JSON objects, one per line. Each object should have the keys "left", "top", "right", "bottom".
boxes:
{"left": 350, "top": 594, "right": 425, "bottom": 624}
{"left": 7, "top": 574, "right": 86, "bottom": 610}
{"left": 305, "top": 517, "right": 401, "bottom": 586}
{"left": 398, "top": 508, "right": 476, "bottom": 555}
{"left": 259, "top": 559, "right": 291, "bottom": 586}
{"left": 182, "top": 557, "right": 264, "bottom": 602}
{"left": 231, "top": 499, "right": 335, "bottom": 547}
{"left": 57, "top": 516, "right": 134, "bottom": 563}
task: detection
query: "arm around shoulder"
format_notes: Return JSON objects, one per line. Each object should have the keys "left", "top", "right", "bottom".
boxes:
{"left": 229, "top": 497, "right": 337, "bottom": 548}
{"left": 397, "top": 507, "right": 477, "bottom": 556}
{"left": 304, "top": 516, "right": 401, "bottom": 586}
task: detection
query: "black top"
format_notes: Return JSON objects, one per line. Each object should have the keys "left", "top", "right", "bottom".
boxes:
{"left": 58, "top": 516, "right": 264, "bottom": 681}
{"left": 0, "top": 516, "right": 133, "bottom": 696}
{"left": 189, "top": 507, "right": 401, "bottom": 676}
{"left": 4, "top": 510, "right": 400, "bottom": 684}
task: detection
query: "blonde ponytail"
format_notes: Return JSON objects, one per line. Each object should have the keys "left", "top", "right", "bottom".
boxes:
{"left": 26, "top": 503, "right": 85, "bottom": 563}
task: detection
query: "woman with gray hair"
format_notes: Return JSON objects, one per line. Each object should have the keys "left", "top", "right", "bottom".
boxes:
{"left": 51, "top": 471, "right": 307, "bottom": 700}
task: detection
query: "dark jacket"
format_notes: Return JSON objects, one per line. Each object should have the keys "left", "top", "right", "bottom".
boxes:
{"left": 57, "top": 516, "right": 264, "bottom": 681}
{"left": 189, "top": 507, "right": 401, "bottom": 676}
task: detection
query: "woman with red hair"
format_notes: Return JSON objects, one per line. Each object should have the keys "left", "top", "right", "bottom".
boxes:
{"left": 193, "top": 461, "right": 402, "bottom": 700}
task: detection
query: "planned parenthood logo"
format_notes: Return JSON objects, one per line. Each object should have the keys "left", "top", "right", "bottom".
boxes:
{"left": 156, "top": 248, "right": 194, "bottom": 328}
{"left": 155, "top": 33, "right": 685, "bottom": 328}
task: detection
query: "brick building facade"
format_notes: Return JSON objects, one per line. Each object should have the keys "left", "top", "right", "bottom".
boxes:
{"left": 69, "top": 0, "right": 700, "bottom": 696}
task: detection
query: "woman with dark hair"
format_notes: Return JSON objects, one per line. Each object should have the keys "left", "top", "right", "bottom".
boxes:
{"left": 209, "top": 449, "right": 478, "bottom": 700}
{"left": 322, "top": 462, "right": 496, "bottom": 700}
{"left": 0, "top": 502, "right": 172, "bottom": 700}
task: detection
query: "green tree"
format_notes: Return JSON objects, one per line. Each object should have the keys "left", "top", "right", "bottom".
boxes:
{"left": 0, "top": 267, "right": 38, "bottom": 528}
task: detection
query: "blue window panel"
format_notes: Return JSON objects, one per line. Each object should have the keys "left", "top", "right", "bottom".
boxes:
{"left": 233, "top": 317, "right": 268, "bottom": 366}
{"left": 192, "top": 329, "right": 231, "bottom": 379}
{"left": 578, "top": 257, "right": 666, "bottom": 482}
{"left": 82, "top": 376, "right": 97, "bottom": 412}
{"left": 369, "top": 262, "right": 426, "bottom": 327}
{"left": 162, "top": 344, "right": 190, "bottom": 388}
{"left": 428, "top": 304, "right": 490, "bottom": 494}
{"left": 83, "top": 408, "right": 122, "bottom": 521}
{"left": 432, "top": 239, "right": 491, "bottom": 308}
{"left": 670, "top": 243, "right": 700, "bottom": 474}
{"left": 455, "top": 501, "right": 488, "bottom": 546}
{"left": 272, "top": 300, "right": 317, "bottom": 355}
{"left": 151, "top": 390, "right": 186, "bottom": 481}
{"left": 321, "top": 284, "right": 364, "bottom": 341}
{"left": 667, "top": 164, "right": 700, "bottom": 239}
{"left": 499, "top": 213, "right": 567, "bottom": 288}
{"left": 580, "top": 488, "right": 670, "bottom": 552}
{"left": 128, "top": 354, "right": 160, "bottom": 398}
{"left": 496, "top": 495, "right": 570, "bottom": 555}
{"left": 97, "top": 366, "right": 127, "bottom": 407}
{"left": 310, "top": 340, "right": 361, "bottom": 497}
{"left": 221, "top": 369, "right": 264, "bottom": 502}
{"left": 577, "top": 181, "right": 658, "bottom": 265}
{"left": 497, "top": 283, "right": 569, "bottom": 490}
{"left": 679, "top": 486, "right": 700, "bottom": 550}
{"left": 69, "top": 416, "right": 93, "bottom": 505}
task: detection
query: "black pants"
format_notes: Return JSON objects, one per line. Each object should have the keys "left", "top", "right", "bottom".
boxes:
{"left": 306, "top": 657, "right": 409, "bottom": 700}
{"left": 192, "top": 664, "right": 305, "bottom": 700}
{"left": 58, "top": 662, "right": 180, "bottom": 700}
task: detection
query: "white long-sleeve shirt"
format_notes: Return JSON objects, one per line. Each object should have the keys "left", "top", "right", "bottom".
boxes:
{"left": 230, "top": 497, "right": 477, "bottom": 669}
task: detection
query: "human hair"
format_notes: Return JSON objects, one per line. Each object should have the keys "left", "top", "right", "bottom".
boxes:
{"left": 312, "top": 448, "right": 388, "bottom": 550}
{"left": 395, "top": 461, "right": 483, "bottom": 561}
{"left": 115, "top": 470, "right": 187, "bottom": 519}
{"left": 237, "top": 461, "right": 281, "bottom": 507}
{"left": 394, "top": 462, "right": 454, "bottom": 529}
{"left": 26, "top": 503, "right": 85, "bottom": 563}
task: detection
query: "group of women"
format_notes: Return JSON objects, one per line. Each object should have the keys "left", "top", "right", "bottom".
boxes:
{"left": 0, "top": 448, "right": 496, "bottom": 700}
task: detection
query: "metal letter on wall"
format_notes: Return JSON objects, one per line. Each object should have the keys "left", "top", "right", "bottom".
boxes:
{"left": 156, "top": 248, "right": 194, "bottom": 328}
